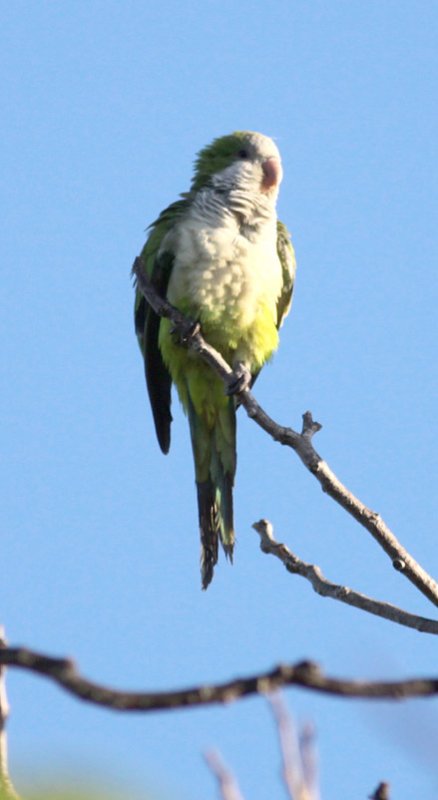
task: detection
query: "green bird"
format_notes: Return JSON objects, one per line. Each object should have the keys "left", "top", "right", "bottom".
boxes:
{"left": 134, "top": 131, "right": 296, "bottom": 588}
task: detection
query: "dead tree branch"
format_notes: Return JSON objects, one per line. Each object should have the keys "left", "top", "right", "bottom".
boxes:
{"left": 253, "top": 520, "right": 438, "bottom": 634}
{"left": 269, "top": 693, "right": 319, "bottom": 800}
{"left": 298, "top": 722, "right": 319, "bottom": 800}
{"left": 1, "top": 644, "right": 438, "bottom": 712}
{"left": 203, "top": 750, "right": 245, "bottom": 800}
{"left": 132, "top": 259, "right": 438, "bottom": 609}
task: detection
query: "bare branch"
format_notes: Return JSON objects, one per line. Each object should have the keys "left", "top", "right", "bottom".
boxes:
{"left": 204, "top": 750, "right": 245, "bottom": 800}
{"left": 269, "top": 693, "right": 301, "bottom": 800}
{"left": 253, "top": 520, "right": 438, "bottom": 634}
{"left": 298, "top": 723, "right": 319, "bottom": 800}
{"left": 132, "top": 259, "right": 438, "bottom": 608}
{"left": 1, "top": 643, "right": 438, "bottom": 712}
{"left": 0, "top": 631, "right": 20, "bottom": 800}
{"left": 269, "top": 693, "right": 319, "bottom": 800}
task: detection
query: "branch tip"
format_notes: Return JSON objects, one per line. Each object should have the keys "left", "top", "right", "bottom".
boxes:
{"left": 301, "top": 411, "right": 322, "bottom": 438}
{"left": 369, "top": 782, "right": 390, "bottom": 800}
{"left": 252, "top": 518, "right": 274, "bottom": 540}
{"left": 203, "top": 748, "right": 244, "bottom": 800}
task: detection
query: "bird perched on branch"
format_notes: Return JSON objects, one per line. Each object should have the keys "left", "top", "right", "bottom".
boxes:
{"left": 134, "top": 131, "right": 295, "bottom": 588}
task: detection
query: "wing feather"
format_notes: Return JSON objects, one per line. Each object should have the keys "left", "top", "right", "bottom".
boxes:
{"left": 133, "top": 199, "right": 188, "bottom": 453}
{"left": 276, "top": 219, "right": 296, "bottom": 328}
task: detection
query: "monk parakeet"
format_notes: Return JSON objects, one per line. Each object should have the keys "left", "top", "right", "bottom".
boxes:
{"left": 134, "top": 131, "right": 295, "bottom": 588}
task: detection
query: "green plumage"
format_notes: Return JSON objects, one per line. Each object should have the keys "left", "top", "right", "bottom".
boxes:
{"left": 134, "top": 131, "right": 296, "bottom": 587}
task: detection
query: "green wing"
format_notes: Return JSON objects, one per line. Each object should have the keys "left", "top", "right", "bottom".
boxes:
{"left": 134, "top": 199, "right": 188, "bottom": 454}
{"left": 245, "top": 220, "right": 296, "bottom": 392}
{"left": 276, "top": 219, "right": 296, "bottom": 328}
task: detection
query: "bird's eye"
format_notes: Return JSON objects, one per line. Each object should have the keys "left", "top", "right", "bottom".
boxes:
{"left": 237, "top": 148, "right": 249, "bottom": 159}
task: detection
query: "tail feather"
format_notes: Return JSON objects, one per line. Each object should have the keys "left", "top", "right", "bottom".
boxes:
{"left": 197, "top": 481, "right": 220, "bottom": 589}
{"left": 188, "top": 396, "right": 236, "bottom": 588}
{"left": 210, "top": 444, "right": 234, "bottom": 559}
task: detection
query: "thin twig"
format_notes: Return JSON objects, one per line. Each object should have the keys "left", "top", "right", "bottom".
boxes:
{"left": 132, "top": 259, "right": 438, "bottom": 609}
{"left": 204, "top": 750, "right": 245, "bottom": 800}
{"left": 0, "top": 631, "right": 20, "bottom": 800}
{"left": 269, "top": 693, "right": 318, "bottom": 800}
{"left": 253, "top": 520, "right": 438, "bottom": 634}
{"left": 270, "top": 693, "right": 300, "bottom": 799}
{"left": 298, "top": 723, "right": 319, "bottom": 800}
{"left": 1, "top": 645, "right": 438, "bottom": 712}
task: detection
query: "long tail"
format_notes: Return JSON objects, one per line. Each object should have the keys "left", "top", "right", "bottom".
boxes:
{"left": 188, "top": 398, "right": 236, "bottom": 589}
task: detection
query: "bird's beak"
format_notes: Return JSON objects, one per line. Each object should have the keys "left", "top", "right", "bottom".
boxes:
{"left": 261, "top": 157, "right": 282, "bottom": 192}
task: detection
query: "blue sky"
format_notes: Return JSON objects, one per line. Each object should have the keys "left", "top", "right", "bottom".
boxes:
{"left": 1, "top": 2, "right": 438, "bottom": 797}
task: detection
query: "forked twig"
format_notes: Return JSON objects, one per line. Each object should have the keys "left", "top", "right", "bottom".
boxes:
{"left": 269, "top": 693, "right": 319, "bottom": 800}
{"left": 204, "top": 750, "right": 245, "bottom": 800}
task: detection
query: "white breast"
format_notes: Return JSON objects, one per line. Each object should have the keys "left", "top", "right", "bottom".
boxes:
{"left": 162, "top": 208, "right": 282, "bottom": 329}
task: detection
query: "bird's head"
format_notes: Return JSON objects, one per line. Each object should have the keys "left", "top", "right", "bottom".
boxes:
{"left": 191, "top": 131, "right": 282, "bottom": 201}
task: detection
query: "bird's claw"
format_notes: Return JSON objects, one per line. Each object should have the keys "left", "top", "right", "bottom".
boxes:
{"left": 227, "top": 363, "right": 252, "bottom": 396}
{"left": 171, "top": 319, "right": 201, "bottom": 345}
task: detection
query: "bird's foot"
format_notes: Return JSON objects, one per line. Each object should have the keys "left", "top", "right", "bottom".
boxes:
{"left": 227, "top": 362, "right": 252, "bottom": 396}
{"left": 171, "top": 319, "right": 201, "bottom": 346}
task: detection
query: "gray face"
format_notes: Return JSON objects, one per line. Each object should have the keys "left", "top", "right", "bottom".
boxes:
{"left": 212, "top": 132, "right": 283, "bottom": 198}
